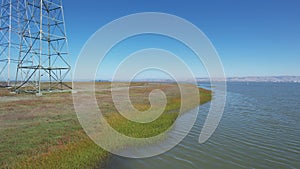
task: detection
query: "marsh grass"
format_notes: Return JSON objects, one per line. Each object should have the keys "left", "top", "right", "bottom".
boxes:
{"left": 0, "top": 82, "right": 211, "bottom": 168}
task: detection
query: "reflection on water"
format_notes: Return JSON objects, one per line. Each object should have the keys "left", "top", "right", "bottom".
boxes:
{"left": 102, "top": 82, "right": 300, "bottom": 169}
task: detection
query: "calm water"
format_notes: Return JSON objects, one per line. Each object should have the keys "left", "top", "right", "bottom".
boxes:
{"left": 102, "top": 82, "right": 300, "bottom": 169}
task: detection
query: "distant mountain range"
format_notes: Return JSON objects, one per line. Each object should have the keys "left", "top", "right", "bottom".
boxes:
{"left": 96, "top": 76, "right": 300, "bottom": 83}
{"left": 197, "top": 76, "right": 300, "bottom": 83}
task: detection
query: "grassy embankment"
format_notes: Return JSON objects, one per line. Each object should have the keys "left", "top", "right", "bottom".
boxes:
{"left": 0, "top": 82, "right": 211, "bottom": 168}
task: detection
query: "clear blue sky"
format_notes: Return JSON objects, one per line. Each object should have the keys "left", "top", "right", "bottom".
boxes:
{"left": 63, "top": 0, "right": 300, "bottom": 78}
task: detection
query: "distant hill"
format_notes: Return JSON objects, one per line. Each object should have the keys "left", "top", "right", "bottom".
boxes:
{"left": 197, "top": 76, "right": 300, "bottom": 83}
{"left": 95, "top": 76, "right": 300, "bottom": 83}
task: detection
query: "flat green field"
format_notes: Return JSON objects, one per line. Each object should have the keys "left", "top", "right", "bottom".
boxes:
{"left": 0, "top": 82, "right": 211, "bottom": 169}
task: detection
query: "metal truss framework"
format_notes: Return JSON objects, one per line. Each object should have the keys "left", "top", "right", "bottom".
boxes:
{"left": 0, "top": 0, "right": 71, "bottom": 94}
{"left": 0, "top": 0, "right": 26, "bottom": 87}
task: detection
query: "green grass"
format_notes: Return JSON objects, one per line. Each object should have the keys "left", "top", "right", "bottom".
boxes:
{"left": 0, "top": 82, "right": 212, "bottom": 169}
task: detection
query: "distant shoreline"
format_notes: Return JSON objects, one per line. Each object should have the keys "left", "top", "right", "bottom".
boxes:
{"left": 92, "top": 76, "right": 300, "bottom": 83}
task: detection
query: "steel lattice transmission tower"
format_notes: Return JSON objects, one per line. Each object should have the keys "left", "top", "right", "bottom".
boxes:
{"left": 0, "top": 0, "right": 71, "bottom": 94}
{"left": 15, "top": 0, "right": 71, "bottom": 95}
{"left": 0, "top": 0, "right": 26, "bottom": 87}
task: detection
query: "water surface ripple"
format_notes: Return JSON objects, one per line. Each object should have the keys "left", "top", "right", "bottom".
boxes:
{"left": 102, "top": 82, "right": 300, "bottom": 169}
